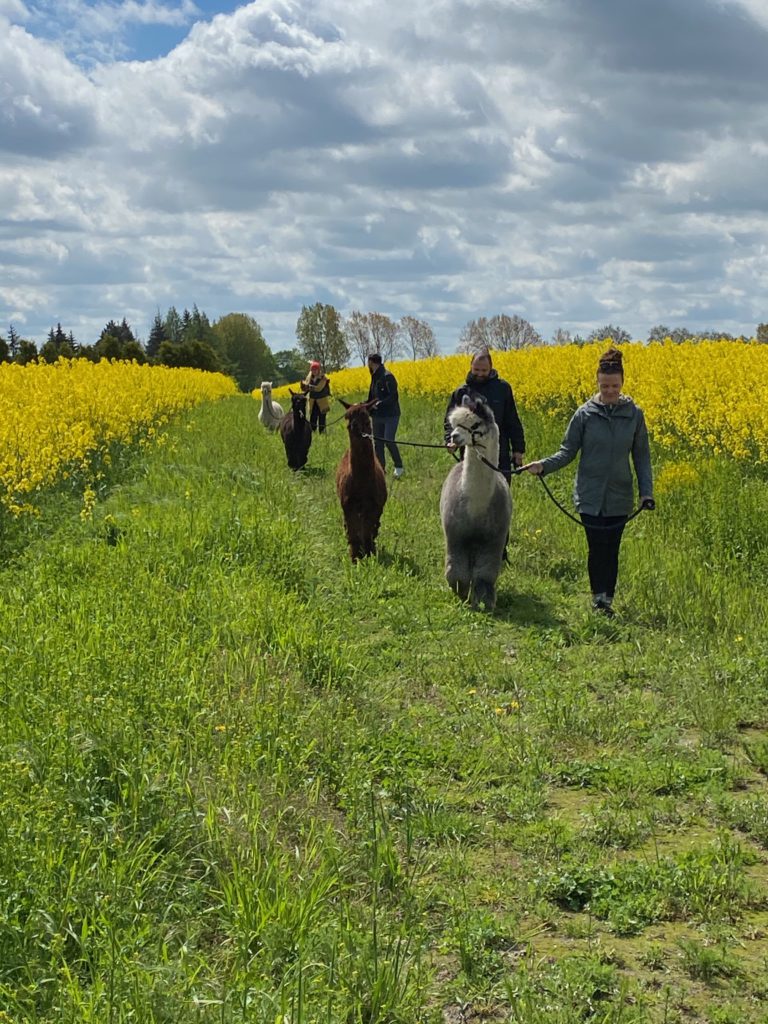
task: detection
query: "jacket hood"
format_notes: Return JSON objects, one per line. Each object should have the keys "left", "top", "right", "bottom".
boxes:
{"left": 466, "top": 368, "right": 499, "bottom": 386}
{"left": 588, "top": 393, "right": 635, "bottom": 414}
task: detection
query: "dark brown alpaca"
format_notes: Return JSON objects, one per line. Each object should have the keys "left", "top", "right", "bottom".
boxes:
{"left": 279, "top": 390, "right": 312, "bottom": 471}
{"left": 336, "top": 400, "right": 387, "bottom": 561}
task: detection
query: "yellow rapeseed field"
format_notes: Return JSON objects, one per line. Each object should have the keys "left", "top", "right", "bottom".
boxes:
{"left": 0, "top": 359, "right": 236, "bottom": 515}
{"left": 261, "top": 341, "right": 768, "bottom": 463}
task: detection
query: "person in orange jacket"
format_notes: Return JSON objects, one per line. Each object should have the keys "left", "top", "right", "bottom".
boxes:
{"left": 300, "top": 360, "right": 332, "bottom": 433}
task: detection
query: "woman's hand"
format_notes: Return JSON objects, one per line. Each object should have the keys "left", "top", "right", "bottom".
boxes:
{"left": 640, "top": 496, "right": 656, "bottom": 511}
{"left": 521, "top": 461, "right": 544, "bottom": 475}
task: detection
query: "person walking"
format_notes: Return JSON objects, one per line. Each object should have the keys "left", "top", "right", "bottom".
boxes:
{"left": 444, "top": 349, "right": 525, "bottom": 483}
{"left": 522, "top": 347, "right": 654, "bottom": 616}
{"left": 301, "top": 360, "right": 331, "bottom": 433}
{"left": 367, "top": 353, "right": 404, "bottom": 478}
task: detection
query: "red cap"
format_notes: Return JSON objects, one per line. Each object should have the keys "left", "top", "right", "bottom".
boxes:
{"left": 310, "top": 361, "right": 321, "bottom": 371}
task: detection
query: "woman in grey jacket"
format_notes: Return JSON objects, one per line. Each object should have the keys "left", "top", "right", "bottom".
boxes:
{"left": 522, "top": 348, "right": 654, "bottom": 616}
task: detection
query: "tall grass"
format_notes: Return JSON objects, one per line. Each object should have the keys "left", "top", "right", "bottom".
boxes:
{"left": 1, "top": 393, "right": 767, "bottom": 1022}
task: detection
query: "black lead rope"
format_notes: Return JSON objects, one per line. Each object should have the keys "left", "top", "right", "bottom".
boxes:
{"left": 361, "top": 432, "right": 453, "bottom": 450}
{"left": 361, "top": 432, "right": 654, "bottom": 529}
{"left": 529, "top": 473, "right": 654, "bottom": 529}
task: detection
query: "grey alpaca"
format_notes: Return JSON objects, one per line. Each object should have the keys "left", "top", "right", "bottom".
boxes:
{"left": 440, "top": 396, "right": 512, "bottom": 612}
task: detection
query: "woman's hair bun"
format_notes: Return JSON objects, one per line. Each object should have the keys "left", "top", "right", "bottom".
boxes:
{"left": 598, "top": 347, "right": 623, "bottom": 374}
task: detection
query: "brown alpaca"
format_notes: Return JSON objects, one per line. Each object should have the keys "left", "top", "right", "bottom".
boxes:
{"left": 336, "top": 400, "right": 387, "bottom": 561}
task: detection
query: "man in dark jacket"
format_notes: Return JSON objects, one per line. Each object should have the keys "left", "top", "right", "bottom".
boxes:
{"left": 367, "top": 353, "right": 404, "bottom": 478}
{"left": 444, "top": 350, "right": 525, "bottom": 482}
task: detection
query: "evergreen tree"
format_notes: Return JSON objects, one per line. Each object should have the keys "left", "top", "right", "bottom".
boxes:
{"left": 8, "top": 324, "right": 20, "bottom": 360}
{"left": 147, "top": 313, "right": 168, "bottom": 359}
{"left": 164, "top": 306, "right": 183, "bottom": 342}
{"left": 181, "top": 308, "right": 193, "bottom": 339}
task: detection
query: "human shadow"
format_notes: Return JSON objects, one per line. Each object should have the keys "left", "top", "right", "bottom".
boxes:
{"left": 376, "top": 548, "right": 426, "bottom": 578}
{"left": 492, "top": 588, "right": 562, "bottom": 627}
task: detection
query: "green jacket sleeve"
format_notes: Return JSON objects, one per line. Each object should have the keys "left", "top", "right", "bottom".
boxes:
{"left": 631, "top": 409, "right": 653, "bottom": 497}
{"left": 540, "top": 409, "right": 584, "bottom": 476}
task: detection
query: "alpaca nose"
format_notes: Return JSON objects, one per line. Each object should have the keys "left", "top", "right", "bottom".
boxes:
{"left": 450, "top": 430, "right": 464, "bottom": 447}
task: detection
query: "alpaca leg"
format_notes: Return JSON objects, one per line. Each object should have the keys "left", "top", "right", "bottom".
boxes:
{"left": 471, "top": 547, "right": 504, "bottom": 612}
{"left": 445, "top": 546, "right": 471, "bottom": 603}
{"left": 345, "top": 517, "right": 365, "bottom": 562}
{"left": 471, "top": 577, "right": 497, "bottom": 613}
{"left": 363, "top": 515, "right": 382, "bottom": 558}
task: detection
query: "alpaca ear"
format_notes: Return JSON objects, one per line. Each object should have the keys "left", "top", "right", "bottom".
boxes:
{"left": 364, "top": 399, "right": 378, "bottom": 410}
{"left": 338, "top": 398, "right": 352, "bottom": 409}
{"left": 289, "top": 388, "right": 296, "bottom": 396}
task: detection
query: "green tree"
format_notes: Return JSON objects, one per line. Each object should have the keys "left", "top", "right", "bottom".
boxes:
{"left": 94, "top": 333, "right": 123, "bottom": 360}
{"left": 756, "top": 323, "right": 768, "bottom": 344}
{"left": 212, "top": 313, "right": 275, "bottom": 392}
{"left": 296, "top": 303, "right": 349, "bottom": 371}
{"left": 273, "top": 348, "right": 307, "bottom": 385}
{"left": 15, "top": 339, "right": 37, "bottom": 364}
{"left": 41, "top": 323, "right": 75, "bottom": 362}
{"left": 0, "top": 335, "right": 9, "bottom": 362}
{"left": 157, "top": 339, "right": 222, "bottom": 373}
{"left": 147, "top": 313, "right": 168, "bottom": 359}
{"left": 122, "top": 340, "right": 146, "bottom": 363}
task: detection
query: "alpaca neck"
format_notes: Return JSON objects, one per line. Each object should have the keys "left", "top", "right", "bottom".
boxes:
{"left": 350, "top": 433, "right": 375, "bottom": 473}
{"left": 461, "top": 432, "right": 500, "bottom": 502}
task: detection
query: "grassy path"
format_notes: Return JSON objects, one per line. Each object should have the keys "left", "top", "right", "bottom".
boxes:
{"left": 1, "top": 394, "right": 768, "bottom": 1022}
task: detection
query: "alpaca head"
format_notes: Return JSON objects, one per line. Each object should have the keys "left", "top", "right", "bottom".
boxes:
{"left": 339, "top": 398, "right": 375, "bottom": 440}
{"left": 288, "top": 389, "right": 307, "bottom": 418}
{"left": 261, "top": 382, "right": 273, "bottom": 399}
{"left": 447, "top": 395, "right": 498, "bottom": 451}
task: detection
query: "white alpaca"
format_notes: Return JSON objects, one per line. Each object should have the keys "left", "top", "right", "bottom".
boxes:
{"left": 440, "top": 396, "right": 512, "bottom": 612}
{"left": 258, "top": 382, "right": 284, "bottom": 431}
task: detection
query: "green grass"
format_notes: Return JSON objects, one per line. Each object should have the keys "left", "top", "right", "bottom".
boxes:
{"left": 1, "top": 393, "right": 768, "bottom": 1022}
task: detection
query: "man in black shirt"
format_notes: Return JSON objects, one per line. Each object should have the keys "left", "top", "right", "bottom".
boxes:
{"left": 444, "top": 350, "right": 525, "bottom": 483}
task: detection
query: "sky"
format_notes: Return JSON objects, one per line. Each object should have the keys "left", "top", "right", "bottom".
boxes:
{"left": 2, "top": 0, "right": 768, "bottom": 353}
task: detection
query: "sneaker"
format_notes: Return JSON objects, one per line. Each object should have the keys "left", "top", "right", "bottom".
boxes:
{"left": 393, "top": 467, "right": 405, "bottom": 479}
{"left": 592, "top": 594, "right": 614, "bottom": 617}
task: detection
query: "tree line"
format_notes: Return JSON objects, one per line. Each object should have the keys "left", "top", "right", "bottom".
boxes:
{"left": 3, "top": 306, "right": 767, "bottom": 389}
{"left": 0, "top": 308, "right": 276, "bottom": 392}
{"left": 457, "top": 316, "right": 768, "bottom": 352}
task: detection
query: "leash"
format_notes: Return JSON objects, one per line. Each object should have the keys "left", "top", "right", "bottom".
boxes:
{"left": 361, "top": 432, "right": 453, "bottom": 450}
{"left": 362, "top": 430, "right": 655, "bottom": 528}
{"left": 531, "top": 473, "right": 655, "bottom": 528}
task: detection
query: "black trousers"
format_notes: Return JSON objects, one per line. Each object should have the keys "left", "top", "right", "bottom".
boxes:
{"left": 580, "top": 513, "right": 628, "bottom": 598}
{"left": 371, "top": 415, "right": 402, "bottom": 469}
{"left": 309, "top": 403, "right": 326, "bottom": 433}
